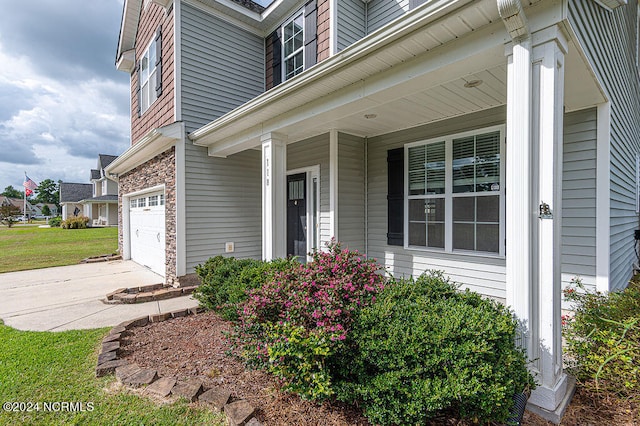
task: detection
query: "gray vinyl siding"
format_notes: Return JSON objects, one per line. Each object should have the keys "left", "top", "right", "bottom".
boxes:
{"left": 366, "top": 0, "right": 409, "bottom": 34}
{"left": 366, "top": 107, "right": 507, "bottom": 299}
{"left": 180, "top": 2, "right": 264, "bottom": 132}
{"left": 337, "top": 0, "right": 366, "bottom": 51}
{"left": 338, "top": 133, "right": 365, "bottom": 252}
{"left": 568, "top": 0, "right": 640, "bottom": 291}
{"left": 287, "top": 134, "right": 331, "bottom": 246}
{"left": 562, "top": 108, "right": 598, "bottom": 293}
{"left": 184, "top": 143, "right": 262, "bottom": 272}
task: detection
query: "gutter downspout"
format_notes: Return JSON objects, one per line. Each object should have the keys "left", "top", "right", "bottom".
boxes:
{"left": 498, "top": 0, "right": 530, "bottom": 41}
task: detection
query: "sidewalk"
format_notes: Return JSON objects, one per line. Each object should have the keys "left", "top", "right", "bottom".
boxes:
{"left": 0, "top": 260, "right": 198, "bottom": 331}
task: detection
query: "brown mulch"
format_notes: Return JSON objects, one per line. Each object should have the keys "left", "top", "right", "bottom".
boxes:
{"left": 120, "top": 311, "right": 639, "bottom": 426}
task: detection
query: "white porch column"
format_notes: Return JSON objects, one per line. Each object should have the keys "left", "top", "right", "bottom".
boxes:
{"left": 506, "top": 24, "right": 573, "bottom": 421}
{"left": 329, "top": 129, "right": 339, "bottom": 241}
{"left": 262, "top": 132, "right": 287, "bottom": 260}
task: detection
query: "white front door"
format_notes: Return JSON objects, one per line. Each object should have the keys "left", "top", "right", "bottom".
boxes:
{"left": 129, "top": 192, "right": 165, "bottom": 276}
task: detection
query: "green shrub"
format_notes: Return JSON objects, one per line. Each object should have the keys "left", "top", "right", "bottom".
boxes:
{"left": 563, "top": 278, "right": 640, "bottom": 401}
{"left": 235, "top": 240, "right": 386, "bottom": 400}
{"left": 61, "top": 216, "right": 89, "bottom": 229}
{"left": 334, "top": 272, "right": 535, "bottom": 425}
{"left": 193, "top": 256, "right": 296, "bottom": 319}
{"left": 48, "top": 216, "right": 62, "bottom": 227}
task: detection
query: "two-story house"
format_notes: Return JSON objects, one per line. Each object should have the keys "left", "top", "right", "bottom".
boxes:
{"left": 107, "top": 0, "right": 640, "bottom": 421}
{"left": 60, "top": 154, "right": 119, "bottom": 225}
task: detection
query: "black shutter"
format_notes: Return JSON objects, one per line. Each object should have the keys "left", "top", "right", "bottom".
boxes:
{"left": 272, "top": 28, "right": 282, "bottom": 87}
{"left": 135, "top": 61, "right": 141, "bottom": 117}
{"left": 155, "top": 27, "right": 162, "bottom": 97}
{"left": 387, "top": 148, "right": 404, "bottom": 246}
{"left": 304, "top": 0, "right": 317, "bottom": 69}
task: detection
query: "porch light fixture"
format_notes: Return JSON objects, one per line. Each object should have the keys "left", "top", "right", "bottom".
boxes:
{"left": 364, "top": 114, "right": 377, "bottom": 119}
{"left": 464, "top": 79, "right": 483, "bottom": 88}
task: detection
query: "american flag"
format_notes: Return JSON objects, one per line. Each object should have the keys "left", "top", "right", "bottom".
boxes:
{"left": 23, "top": 174, "right": 37, "bottom": 197}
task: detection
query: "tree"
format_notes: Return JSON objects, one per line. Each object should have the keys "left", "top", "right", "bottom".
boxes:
{"left": 2, "top": 185, "right": 23, "bottom": 199}
{"left": 34, "top": 179, "right": 59, "bottom": 205}
{"left": 41, "top": 204, "right": 51, "bottom": 216}
{"left": 0, "top": 204, "right": 20, "bottom": 228}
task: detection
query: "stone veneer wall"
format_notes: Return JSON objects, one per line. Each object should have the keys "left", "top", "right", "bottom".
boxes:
{"left": 118, "top": 147, "right": 177, "bottom": 283}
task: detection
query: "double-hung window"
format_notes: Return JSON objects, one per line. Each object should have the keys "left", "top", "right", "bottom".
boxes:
{"left": 140, "top": 38, "right": 158, "bottom": 113}
{"left": 406, "top": 126, "right": 505, "bottom": 255}
{"left": 282, "top": 12, "right": 304, "bottom": 81}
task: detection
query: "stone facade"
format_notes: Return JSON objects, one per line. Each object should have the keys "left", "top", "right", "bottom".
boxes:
{"left": 131, "top": 2, "right": 175, "bottom": 144}
{"left": 118, "top": 147, "right": 177, "bottom": 283}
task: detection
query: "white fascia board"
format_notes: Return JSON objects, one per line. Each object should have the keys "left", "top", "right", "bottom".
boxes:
{"left": 105, "top": 122, "right": 183, "bottom": 176}
{"left": 189, "top": 0, "right": 475, "bottom": 146}
{"left": 116, "top": 49, "right": 136, "bottom": 73}
{"left": 116, "top": 0, "right": 142, "bottom": 64}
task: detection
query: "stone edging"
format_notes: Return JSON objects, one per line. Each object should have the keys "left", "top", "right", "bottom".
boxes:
{"left": 81, "top": 254, "right": 123, "bottom": 264}
{"left": 105, "top": 284, "right": 198, "bottom": 304}
{"left": 95, "top": 309, "right": 262, "bottom": 426}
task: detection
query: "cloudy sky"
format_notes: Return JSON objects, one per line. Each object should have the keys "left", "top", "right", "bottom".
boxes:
{"left": 0, "top": 0, "right": 130, "bottom": 194}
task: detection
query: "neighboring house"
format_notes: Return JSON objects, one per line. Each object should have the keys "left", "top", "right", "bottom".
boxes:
{"left": 1, "top": 197, "right": 37, "bottom": 217}
{"left": 33, "top": 203, "right": 59, "bottom": 217}
{"left": 107, "top": 0, "right": 640, "bottom": 421}
{"left": 60, "top": 154, "right": 119, "bottom": 226}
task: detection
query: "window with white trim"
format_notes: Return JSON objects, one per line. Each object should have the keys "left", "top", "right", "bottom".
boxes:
{"left": 282, "top": 12, "right": 304, "bottom": 81}
{"left": 405, "top": 126, "right": 505, "bottom": 255}
{"left": 140, "top": 38, "right": 158, "bottom": 113}
{"left": 149, "top": 195, "right": 159, "bottom": 207}
{"left": 159, "top": 194, "right": 165, "bottom": 205}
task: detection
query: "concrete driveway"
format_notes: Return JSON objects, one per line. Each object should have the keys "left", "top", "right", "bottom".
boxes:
{"left": 0, "top": 260, "right": 198, "bottom": 332}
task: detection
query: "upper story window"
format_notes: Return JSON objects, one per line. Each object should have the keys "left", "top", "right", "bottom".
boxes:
{"left": 405, "top": 126, "right": 505, "bottom": 256}
{"left": 283, "top": 12, "right": 304, "bottom": 81}
{"left": 140, "top": 38, "right": 158, "bottom": 113}
{"left": 102, "top": 180, "right": 107, "bottom": 195}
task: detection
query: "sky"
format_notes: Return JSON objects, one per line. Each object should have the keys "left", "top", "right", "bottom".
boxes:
{"left": 0, "top": 0, "right": 130, "bottom": 195}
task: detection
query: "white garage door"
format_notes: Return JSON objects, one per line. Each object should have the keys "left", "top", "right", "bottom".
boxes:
{"left": 129, "top": 192, "right": 165, "bottom": 277}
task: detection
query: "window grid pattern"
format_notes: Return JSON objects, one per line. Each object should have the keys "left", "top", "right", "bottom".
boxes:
{"left": 140, "top": 39, "right": 157, "bottom": 113}
{"left": 283, "top": 13, "right": 304, "bottom": 80}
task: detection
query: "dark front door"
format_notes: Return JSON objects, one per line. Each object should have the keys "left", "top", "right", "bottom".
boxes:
{"left": 287, "top": 173, "right": 307, "bottom": 259}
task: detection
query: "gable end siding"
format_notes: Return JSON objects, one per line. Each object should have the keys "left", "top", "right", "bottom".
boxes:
{"left": 568, "top": 0, "right": 640, "bottom": 291}
{"left": 366, "top": 0, "right": 409, "bottom": 34}
{"left": 337, "top": 0, "right": 366, "bottom": 51}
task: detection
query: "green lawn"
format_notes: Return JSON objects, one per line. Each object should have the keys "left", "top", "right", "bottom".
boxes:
{"left": 0, "top": 226, "right": 118, "bottom": 273}
{"left": 0, "top": 322, "right": 224, "bottom": 425}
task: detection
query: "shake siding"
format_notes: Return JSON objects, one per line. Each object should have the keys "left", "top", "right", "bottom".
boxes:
{"left": 287, "top": 135, "right": 332, "bottom": 247}
{"left": 180, "top": 3, "right": 265, "bottom": 271}
{"left": 366, "top": 107, "right": 507, "bottom": 300}
{"left": 131, "top": 3, "right": 175, "bottom": 143}
{"left": 568, "top": 0, "right": 640, "bottom": 291}
{"left": 337, "top": 0, "right": 366, "bottom": 51}
{"left": 366, "top": 0, "right": 409, "bottom": 34}
{"left": 180, "top": 2, "right": 264, "bottom": 132}
{"left": 317, "top": 0, "right": 331, "bottom": 62}
{"left": 562, "top": 108, "right": 598, "bottom": 292}
{"left": 338, "top": 133, "right": 365, "bottom": 251}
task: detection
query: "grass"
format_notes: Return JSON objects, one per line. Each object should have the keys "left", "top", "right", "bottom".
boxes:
{"left": 0, "top": 321, "right": 225, "bottom": 425}
{"left": 0, "top": 226, "right": 118, "bottom": 273}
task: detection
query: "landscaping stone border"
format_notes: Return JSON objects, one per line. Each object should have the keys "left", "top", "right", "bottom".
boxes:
{"left": 81, "top": 254, "right": 123, "bottom": 264}
{"left": 95, "top": 308, "right": 262, "bottom": 426}
{"left": 105, "top": 283, "right": 198, "bottom": 304}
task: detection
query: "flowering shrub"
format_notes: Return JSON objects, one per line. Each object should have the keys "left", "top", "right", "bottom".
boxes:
{"left": 235, "top": 240, "right": 386, "bottom": 399}
{"left": 563, "top": 277, "right": 639, "bottom": 401}
{"left": 61, "top": 216, "right": 90, "bottom": 229}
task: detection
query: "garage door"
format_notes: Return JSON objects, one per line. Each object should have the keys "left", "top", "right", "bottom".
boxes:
{"left": 129, "top": 192, "right": 165, "bottom": 277}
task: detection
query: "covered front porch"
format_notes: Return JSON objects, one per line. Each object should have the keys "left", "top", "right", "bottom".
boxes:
{"left": 190, "top": 0, "right": 607, "bottom": 420}
{"left": 81, "top": 198, "right": 119, "bottom": 227}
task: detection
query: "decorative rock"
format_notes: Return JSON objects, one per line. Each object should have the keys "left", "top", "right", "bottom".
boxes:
{"left": 95, "top": 359, "right": 129, "bottom": 377}
{"left": 123, "top": 368, "right": 158, "bottom": 388}
{"left": 97, "top": 351, "right": 117, "bottom": 365}
{"left": 225, "top": 400, "right": 255, "bottom": 426}
{"left": 245, "top": 418, "right": 262, "bottom": 426}
{"left": 135, "top": 293, "right": 154, "bottom": 303}
{"left": 102, "top": 333, "right": 121, "bottom": 343}
{"left": 139, "top": 283, "right": 164, "bottom": 292}
{"left": 181, "top": 285, "right": 198, "bottom": 295}
{"left": 150, "top": 313, "right": 172, "bottom": 323}
{"left": 145, "top": 376, "right": 177, "bottom": 397}
{"left": 198, "top": 387, "right": 231, "bottom": 411}
{"left": 151, "top": 289, "right": 172, "bottom": 300}
{"left": 113, "top": 293, "right": 137, "bottom": 304}
{"left": 170, "top": 309, "right": 189, "bottom": 318}
{"left": 130, "top": 316, "right": 149, "bottom": 328}
{"left": 109, "top": 325, "right": 127, "bottom": 335}
{"left": 106, "top": 288, "right": 126, "bottom": 301}
{"left": 188, "top": 307, "right": 204, "bottom": 315}
{"left": 171, "top": 380, "right": 203, "bottom": 402}
{"left": 101, "top": 341, "right": 120, "bottom": 354}
{"left": 115, "top": 364, "right": 141, "bottom": 381}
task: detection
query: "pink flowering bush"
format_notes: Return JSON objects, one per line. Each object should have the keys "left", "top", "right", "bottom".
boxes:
{"left": 235, "top": 240, "right": 386, "bottom": 400}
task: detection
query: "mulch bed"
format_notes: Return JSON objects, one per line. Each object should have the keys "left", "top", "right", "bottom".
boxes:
{"left": 119, "top": 311, "right": 639, "bottom": 426}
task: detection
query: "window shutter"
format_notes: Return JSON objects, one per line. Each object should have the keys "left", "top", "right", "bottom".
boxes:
{"left": 304, "top": 0, "right": 317, "bottom": 69}
{"left": 135, "top": 61, "right": 141, "bottom": 117}
{"left": 387, "top": 148, "right": 404, "bottom": 246}
{"left": 272, "top": 28, "right": 282, "bottom": 86}
{"left": 155, "top": 27, "right": 162, "bottom": 97}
